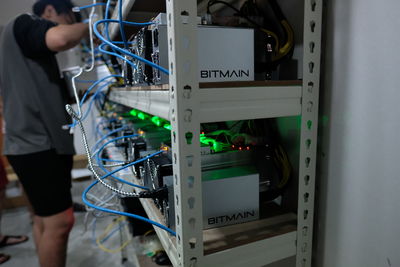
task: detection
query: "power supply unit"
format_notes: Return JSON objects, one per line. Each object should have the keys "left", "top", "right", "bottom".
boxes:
{"left": 151, "top": 13, "right": 255, "bottom": 84}
{"left": 127, "top": 13, "right": 255, "bottom": 85}
{"left": 140, "top": 150, "right": 260, "bottom": 230}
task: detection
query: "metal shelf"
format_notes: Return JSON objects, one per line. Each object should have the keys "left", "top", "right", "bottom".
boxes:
{"left": 106, "top": 0, "right": 323, "bottom": 266}
{"left": 109, "top": 81, "right": 302, "bottom": 123}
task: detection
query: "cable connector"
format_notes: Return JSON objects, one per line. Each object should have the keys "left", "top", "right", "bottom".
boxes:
{"left": 139, "top": 187, "right": 168, "bottom": 199}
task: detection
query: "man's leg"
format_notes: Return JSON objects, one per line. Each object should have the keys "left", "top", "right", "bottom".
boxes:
{"left": 7, "top": 150, "right": 74, "bottom": 267}
{"left": 33, "top": 215, "right": 44, "bottom": 251}
{"left": 37, "top": 207, "right": 74, "bottom": 267}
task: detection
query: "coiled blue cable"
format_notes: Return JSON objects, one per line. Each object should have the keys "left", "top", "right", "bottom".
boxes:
{"left": 79, "top": 75, "right": 121, "bottom": 107}
{"left": 83, "top": 150, "right": 176, "bottom": 236}
{"left": 104, "top": 0, "right": 115, "bottom": 52}
{"left": 99, "top": 43, "right": 137, "bottom": 69}
{"left": 69, "top": 81, "right": 111, "bottom": 128}
{"left": 92, "top": 126, "right": 127, "bottom": 153}
{"left": 99, "top": 158, "right": 125, "bottom": 163}
{"left": 95, "top": 134, "right": 148, "bottom": 190}
{"left": 93, "top": 20, "right": 169, "bottom": 75}
{"left": 69, "top": 75, "right": 121, "bottom": 128}
{"left": 119, "top": 0, "right": 129, "bottom": 49}
{"left": 99, "top": 150, "right": 163, "bottom": 180}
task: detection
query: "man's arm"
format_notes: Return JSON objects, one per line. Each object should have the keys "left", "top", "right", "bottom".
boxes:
{"left": 46, "top": 23, "right": 89, "bottom": 52}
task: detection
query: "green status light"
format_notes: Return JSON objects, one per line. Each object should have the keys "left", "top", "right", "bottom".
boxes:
{"left": 129, "top": 109, "right": 138, "bottom": 117}
{"left": 151, "top": 116, "right": 163, "bottom": 127}
{"left": 138, "top": 112, "right": 146, "bottom": 120}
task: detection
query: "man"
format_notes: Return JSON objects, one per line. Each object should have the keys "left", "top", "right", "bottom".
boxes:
{"left": 0, "top": 0, "right": 89, "bottom": 266}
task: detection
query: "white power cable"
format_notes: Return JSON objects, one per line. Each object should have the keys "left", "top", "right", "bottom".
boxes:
{"left": 69, "top": 1, "right": 98, "bottom": 120}
{"left": 85, "top": 0, "right": 97, "bottom": 72}
{"left": 71, "top": 67, "right": 84, "bottom": 118}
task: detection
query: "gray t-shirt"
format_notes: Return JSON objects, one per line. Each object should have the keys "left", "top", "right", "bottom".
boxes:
{"left": 0, "top": 14, "right": 75, "bottom": 155}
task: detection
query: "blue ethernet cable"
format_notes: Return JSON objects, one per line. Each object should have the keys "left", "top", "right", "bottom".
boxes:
{"left": 95, "top": 118, "right": 118, "bottom": 139}
{"left": 112, "top": 41, "right": 135, "bottom": 45}
{"left": 100, "top": 150, "right": 163, "bottom": 180}
{"left": 69, "top": 81, "right": 112, "bottom": 128}
{"left": 81, "top": 84, "right": 109, "bottom": 120}
{"left": 96, "top": 19, "right": 154, "bottom": 27}
{"left": 79, "top": 75, "right": 122, "bottom": 108}
{"left": 99, "top": 43, "right": 137, "bottom": 69}
{"left": 104, "top": 0, "right": 115, "bottom": 52}
{"left": 119, "top": 0, "right": 129, "bottom": 49}
{"left": 69, "top": 75, "right": 120, "bottom": 128}
{"left": 73, "top": 3, "right": 107, "bottom": 12}
{"left": 95, "top": 134, "right": 149, "bottom": 190}
{"left": 83, "top": 150, "right": 176, "bottom": 236}
{"left": 93, "top": 20, "right": 170, "bottom": 75}
{"left": 92, "top": 126, "right": 128, "bottom": 153}
{"left": 83, "top": 180, "right": 176, "bottom": 236}
{"left": 99, "top": 158, "right": 125, "bottom": 163}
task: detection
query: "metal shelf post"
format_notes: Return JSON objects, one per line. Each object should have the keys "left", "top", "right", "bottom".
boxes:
{"left": 166, "top": 0, "right": 204, "bottom": 266}
{"left": 297, "top": 0, "right": 323, "bottom": 267}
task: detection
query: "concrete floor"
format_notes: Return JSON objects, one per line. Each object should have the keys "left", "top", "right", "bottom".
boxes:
{"left": 0, "top": 179, "right": 136, "bottom": 267}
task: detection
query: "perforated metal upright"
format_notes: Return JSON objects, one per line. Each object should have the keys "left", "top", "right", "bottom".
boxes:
{"left": 297, "top": 0, "right": 323, "bottom": 267}
{"left": 166, "top": 0, "right": 204, "bottom": 266}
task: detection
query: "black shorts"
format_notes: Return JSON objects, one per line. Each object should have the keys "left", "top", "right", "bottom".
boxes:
{"left": 7, "top": 149, "right": 73, "bottom": 217}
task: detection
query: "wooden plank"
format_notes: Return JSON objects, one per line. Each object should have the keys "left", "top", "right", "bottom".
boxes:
{"left": 73, "top": 155, "right": 89, "bottom": 169}
{"left": 6, "top": 173, "right": 18, "bottom": 182}
{"left": 3, "top": 195, "right": 29, "bottom": 210}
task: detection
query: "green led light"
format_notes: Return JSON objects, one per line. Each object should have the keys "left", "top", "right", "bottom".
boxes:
{"left": 129, "top": 109, "right": 138, "bottom": 117}
{"left": 163, "top": 124, "right": 172, "bottom": 130}
{"left": 151, "top": 116, "right": 163, "bottom": 127}
{"left": 138, "top": 112, "right": 146, "bottom": 120}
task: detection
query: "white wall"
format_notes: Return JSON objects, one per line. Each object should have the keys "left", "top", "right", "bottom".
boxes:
{"left": 0, "top": 0, "right": 36, "bottom": 25}
{"left": 315, "top": 0, "right": 400, "bottom": 266}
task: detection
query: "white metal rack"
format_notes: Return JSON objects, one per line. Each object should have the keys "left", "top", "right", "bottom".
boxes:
{"left": 107, "top": 0, "right": 323, "bottom": 266}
